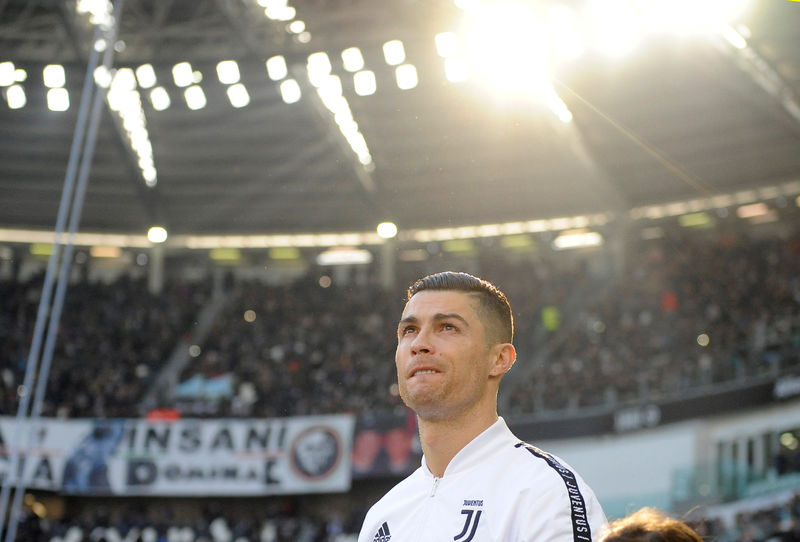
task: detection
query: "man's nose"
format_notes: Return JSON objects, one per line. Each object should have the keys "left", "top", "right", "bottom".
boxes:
{"left": 410, "top": 327, "right": 432, "bottom": 354}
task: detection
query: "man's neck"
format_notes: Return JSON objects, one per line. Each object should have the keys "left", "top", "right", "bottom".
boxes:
{"left": 418, "top": 408, "right": 499, "bottom": 478}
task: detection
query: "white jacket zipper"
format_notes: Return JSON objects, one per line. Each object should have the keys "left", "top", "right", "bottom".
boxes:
{"left": 430, "top": 476, "right": 441, "bottom": 497}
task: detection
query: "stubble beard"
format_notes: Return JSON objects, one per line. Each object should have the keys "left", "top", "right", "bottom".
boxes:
{"left": 399, "top": 378, "right": 482, "bottom": 423}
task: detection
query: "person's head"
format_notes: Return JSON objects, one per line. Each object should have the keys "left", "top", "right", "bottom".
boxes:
{"left": 395, "top": 271, "right": 516, "bottom": 422}
{"left": 600, "top": 508, "right": 703, "bottom": 542}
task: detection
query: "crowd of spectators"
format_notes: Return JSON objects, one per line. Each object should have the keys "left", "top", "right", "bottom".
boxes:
{"left": 170, "top": 276, "right": 401, "bottom": 418}
{"left": 506, "top": 229, "right": 800, "bottom": 414}
{"left": 12, "top": 496, "right": 366, "bottom": 542}
{"left": 2, "top": 225, "right": 800, "bottom": 421}
{"left": 0, "top": 274, "right": 207, "bottom": 418}
{"left": 9, "top": 488, "right": 800, "bottom": 542}
{"left": 169, "top": 255, "right": 584, "bottom": 419}
{"left": 688, "top": 491, "right": 800, "bottom": 542}
{"left": 171, "top": 228, "right": 800, "bottom": 419}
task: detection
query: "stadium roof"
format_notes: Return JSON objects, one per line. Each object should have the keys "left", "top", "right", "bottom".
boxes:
{"left": 1, "top": 0, "right": 799, "bottom": 242}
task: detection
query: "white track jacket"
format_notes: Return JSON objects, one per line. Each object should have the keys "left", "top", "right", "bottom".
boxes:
{"left": 358, "top": 417, "right": 606, "bottom": 542}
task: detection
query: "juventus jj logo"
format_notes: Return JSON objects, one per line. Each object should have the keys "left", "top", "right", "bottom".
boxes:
{"left": 454, "top": 509, "right": 482, "bottom": 542}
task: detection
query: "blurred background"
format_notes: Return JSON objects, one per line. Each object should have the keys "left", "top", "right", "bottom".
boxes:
{"left": 1, "top": 0, "right": 800, "bottom": 540}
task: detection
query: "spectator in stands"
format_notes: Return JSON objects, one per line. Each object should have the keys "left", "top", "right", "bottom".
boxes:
{"left": 600, "top": 508, "right": 702, "bottom": 542}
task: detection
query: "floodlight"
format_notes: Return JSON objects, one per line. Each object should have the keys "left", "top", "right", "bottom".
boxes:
{"left": 346, "top": 132, "right": 368, "bottom": 155}
{"left": 142, "top": 167, "right": 157, "bottom": 187}
{"left": 307, "top": 52, "right": 332, "bottom": 87}
{"left": 462, "top": 2, "right": 550, "bottom": 93}
{"left": 112, "top": 67, "right": 136, "bottom": 91}
{"left": 216, "top": 60, "right": 241, "bottom": 85}
{"left": 184, "top": 85, "right": 206, "bottom": 110}
{"left": 548, "top": 5, "right": 583, "bottom": 61}
{"left": 553, "top": 230, "right": 602, "bottom": 250}
{"left": 552, "top": 101, "right": 573, "bottom": 123}
{"left": 43, "top": 64, "right": 66, "bottom": 88}
{"left": 266, "top": 56, "right": 288, "bottom": 81}
{"left": 147, "top": 226, "right": 168, "bottom": 244}
{"left": 383, "top": 40, "right": 406, "bottom": 65}
{"left": 280, "top": 79, "right": 302, "bottom": 104}
{"left": 719, "top": 24, "right": 747, "bottom": 49}
{"left": 317, "top": 74, "right": 342, "bottom": 99}
{"left": 172, "top": 62, "right": 194, "bottom": 87}
{"left": 94, "top": 66, "right": 112, "bottom": 88}
{"left": 137, "top": 155, "right": 153, "bottom": 170}
{"left": 590, "top": 0, "right": 642, "bottom": 58}
{"left": 89, "top": 246, "right": 121, "bottom": 259}
{"left": 227, "top": 83, "right": 250, "bottom": 108}
{"left": 539, "top": 83, "right": 573, "bottom": 123}
{"left": 135, "top": 63, "right": 157, "bottom": 88}
{"left": 341, "top": 47, "right": 365, "bottom": 72}
{"left": 47, "top": 88, "right": 70, "bottom": 111}
{"left": 76, "top": 0, "right": 112, "bottom": 26}
{"left": 336, "top": 116, "right": 359, "bottom": 136}
{"left": 129, "top": 128, "right": 149, "bottom": 150}
{"left": 316, "top": 248, "right": 372, "bottom": 266}
{"left": 353, "top": 70, "right": 376, "bottom": 96}
{"left": 444, "top": 57, "right": 468, "bottom": 83}
{"left": 395, "top": 64, "right": 418, "bottom": 90}
{"left": 377, "top": 222, "right": 398, "bottom": 239}
{"left": 435, "top": 32, "right": 459, "bottom": 58}
{"left": 288, "top": 20, "right": 305, "bottom": 33}
{"left": 266, "top": 5, "right": 295, "bottom": 21}
{"left": 644, "top": 0, "right": 751, "bottom": 34}
{"left": 150, "top": 87, "right": 171, "bottom": 111}
{"left": 319, "top": 93, "right": 348, "bottom": 115}
{"left": 0, "top": 62, "right": 15, "bottom": 86}
{"left": 6, "top": 85, "right": 26, "bottom": 109}
{"left": 14, "top": 68, "right": 26, "bottom": 83}
{"left": 736, "top": 202, "right": 768, "bottom": 219}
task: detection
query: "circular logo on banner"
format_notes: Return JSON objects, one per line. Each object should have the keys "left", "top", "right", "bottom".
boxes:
{"left": 290, "top": 426, "right": 342, "bottom": 480}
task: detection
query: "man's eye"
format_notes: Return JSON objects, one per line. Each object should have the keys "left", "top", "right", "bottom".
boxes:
{"left": 443, "top": 323, "right": 456, "bottom": 331}
{"left": 402, "top": 326, "right": 416, "bottom": 335}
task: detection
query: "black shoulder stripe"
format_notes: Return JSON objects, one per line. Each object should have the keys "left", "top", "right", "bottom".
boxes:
{"left": 515, "top": 442, "right": 593, "bottom": 542}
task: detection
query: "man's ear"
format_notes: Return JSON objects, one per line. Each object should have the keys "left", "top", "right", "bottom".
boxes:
{"left": 489, "top": 343, "right": 516, "bottom": 377}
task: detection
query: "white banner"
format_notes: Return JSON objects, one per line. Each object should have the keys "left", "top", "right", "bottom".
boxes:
{"left": 0, "top": 415, "right": 355, "bottom": 496}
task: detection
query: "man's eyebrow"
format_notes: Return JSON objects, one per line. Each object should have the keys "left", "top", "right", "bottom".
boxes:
{"left": 398, "top": 313, "right": 470, "bottom": 327}
{"left": 398, "top": 315, "right": 418, "bottom": 327}
{"left": 434, "top": 313, "right": 470, "bottom": 327}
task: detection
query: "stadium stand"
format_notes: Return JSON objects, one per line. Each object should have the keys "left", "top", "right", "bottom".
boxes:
{"left": 3, "top": 222, "right": 800, "bottom": 423}
{"left": 9, "top": 487, "right": 800, "bottom": 541}
{"left": 0, "top": 275, "right": 208, "bottom": 419}
{"left": 4, "top": 221, "right": 800, "bottom": 541}
{"left": 507, "top": 228, "right": 800, "bottom": 414}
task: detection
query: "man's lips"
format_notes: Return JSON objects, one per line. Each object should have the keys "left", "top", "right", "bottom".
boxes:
{"left": 408, "top": 366, "right": 442, "bottom": 378}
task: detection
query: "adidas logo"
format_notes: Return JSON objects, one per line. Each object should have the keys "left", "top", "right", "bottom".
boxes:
{"left": 373, "top": 521, "right": 391, "bottom": 542}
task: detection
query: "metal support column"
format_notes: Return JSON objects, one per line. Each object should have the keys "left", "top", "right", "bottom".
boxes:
{"left": 0, "top": 3, "right": 124, "bottom": 540}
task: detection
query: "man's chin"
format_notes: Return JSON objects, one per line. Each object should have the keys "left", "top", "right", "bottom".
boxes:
{"left": 402, "top": 395, "right": 450, "bottom": 422}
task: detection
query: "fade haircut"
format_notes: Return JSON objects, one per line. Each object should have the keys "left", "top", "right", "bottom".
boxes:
{"left": 406, "top": 271, "right": 514, "bottom": 345}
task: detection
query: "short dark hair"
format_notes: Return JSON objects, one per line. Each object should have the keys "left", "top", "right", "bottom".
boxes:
{"left": 406, "top": 271, "right": 513, "bottom": 344}
{"left": 600, "top": 508, "right": 703, "bottom": 542}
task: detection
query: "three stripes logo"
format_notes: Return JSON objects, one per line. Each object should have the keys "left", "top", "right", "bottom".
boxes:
{"left": 372, "top": 521, "right": 391, "bottom": 542}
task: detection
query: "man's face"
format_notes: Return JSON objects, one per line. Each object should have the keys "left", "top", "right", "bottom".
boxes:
{"left": 395, "top": 290, "right": 498, "bottom": 422}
